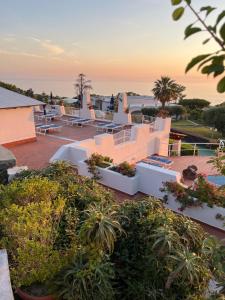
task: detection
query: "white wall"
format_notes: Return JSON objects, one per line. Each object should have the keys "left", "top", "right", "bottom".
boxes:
{"left": 0, "top": 107, "right": 36, "bottom": 145}
{"left": 50, "top": 118, "right": 171, "bottom": 165}
{"left": 0, "top": 250, "right": 14, "bottom": 300}
{"left": 137, "top": 162, "right": 181, "bottom": 198}
{"left": 166, "top": 195, "right": 225, "bottom": 231}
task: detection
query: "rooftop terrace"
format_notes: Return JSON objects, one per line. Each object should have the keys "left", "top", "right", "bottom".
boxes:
{"left": 5, "top": 116, "right": 224, "bottom": 240}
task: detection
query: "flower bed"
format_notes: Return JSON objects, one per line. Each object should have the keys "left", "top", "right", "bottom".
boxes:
{"left": 110, "top": 161, "right": 136, "bottom": 177}
{"left": 161, "top": 174, "right": 225, "bottom": 231}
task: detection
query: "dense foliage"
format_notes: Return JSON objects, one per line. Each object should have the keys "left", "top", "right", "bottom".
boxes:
{"left": 142, "top": 105, "right": 186, "bottom": 120}
{"left": 85, "top": 153, "right": 113, "bottom": 179}
{"left": 179, "top": 99, "right": 210, "bottom": 110}
{"left": 170, "top": 0, "right": 225, "bottom": 93}
{"left": 110, "top": 161, "right": 136, "bottom": 177}
{"left": 163, "top": 174, "right": 225, "bottom": 210}
{"left": 203, "top": 107, "right": 225, "bottom": 135}
{"left": 0, "top": 162, "right": 224, "bottom": 299}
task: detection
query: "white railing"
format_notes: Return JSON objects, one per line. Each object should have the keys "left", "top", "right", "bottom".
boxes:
{"left": 64, "top": 106, "right": 80, "bottom": 116}
{"left": 113, "top": 129, "right": 132, "bottom": 145}
{"left": 168, "top": 142, "right": 221, "bottom": 157}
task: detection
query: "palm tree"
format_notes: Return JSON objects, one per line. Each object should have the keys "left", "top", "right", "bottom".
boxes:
{"left": 79, "top": 204, "right": 123, "bottom": 253}
{"left": 165, "top": 249, "right": 207, "bottom": 289}
{"left": 152, "top": 76, "right": 185, "bottom": 109}
{"left": 74, "top": 73, "right": 92, "bottom": 108}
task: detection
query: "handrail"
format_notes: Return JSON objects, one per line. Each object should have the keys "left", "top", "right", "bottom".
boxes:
{"left": 168, "top": 142, "right": 222, "bottom": 157}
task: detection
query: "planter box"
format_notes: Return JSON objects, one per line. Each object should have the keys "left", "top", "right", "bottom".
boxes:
{"left": 78, "top": 161, "right": 139, "bottom": 195}
{"left": 165, "top": 195, "right": 225, "bottom": 231}
{"left": 99, "top": 168, "right": 139, "bottom": 195}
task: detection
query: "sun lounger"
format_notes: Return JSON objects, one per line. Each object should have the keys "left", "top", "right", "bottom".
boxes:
{"left": 63, "top": 117, "right": 83, "bottom": 126}
{"left": 148, "top": 155, "right": 173, "bottom": 166}
{"left": 105, "top": 124, "right": 124, "bottom": 133}
{"left": 72, "top": 118, "right": 93, "bottom": 127}
{"left": 36, "top": 124, "right": 62, "bottom": 134}
{"left": 141, "top": 159, "right": 163, "bottom": 168}
{"left": 37, "top": 113, "right": 58, "bottom": 121}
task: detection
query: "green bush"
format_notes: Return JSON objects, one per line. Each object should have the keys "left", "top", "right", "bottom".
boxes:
{"left": 85, "top": 153, "right": 113, "bottom": 179}
{"left": 112, "top": 199, "right": 225, "bottom": 300}
{"left": 111, "top": 161, "right": 136, "bottom": 177}
{"left": 0, "top": 177, "right": 67, "bottom": 287}
{"left": 142, "top": 106, "right": 186, "bottom": 120}
{"left": 203, "top": 106, "right": 225, "bottom": 135}
{"left": 179, "top": 99, "right": 210, "bottom": 110}
{"left": 181, "top": 143, "right": 199, "bottom": 156}
{"left": 51, "top": 253, "right": 115, "bottom": 300}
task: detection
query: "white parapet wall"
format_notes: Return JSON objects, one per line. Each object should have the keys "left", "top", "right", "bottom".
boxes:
{"left": 165, "top": 195, "right": 225, "bottom": 231}
{"left": 0, "top": 250, "right": 14, "bottom": 300}
{"left": 136, "top": 162, "right": 182, "bottom": 199}
{"left": 51, "top": 118, "right": 171, "bottom": 165}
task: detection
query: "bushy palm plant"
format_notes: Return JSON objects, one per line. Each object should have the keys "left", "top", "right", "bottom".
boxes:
{"left": 152, "top": 76, "right": 185, "bottom": 109}
{"left": 79, "top": 203, "right": 123, "bottom": 253}
{"left": 51, "top": 252, "right": 115, "bottom": 300}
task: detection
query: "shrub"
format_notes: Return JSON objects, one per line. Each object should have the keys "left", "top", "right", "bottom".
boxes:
{"left": 51, "top": 253, "right": 115, "bottom": 300}
{"left": 112, "top": 199, "right": 215, "bottom": 300}
{"left": 142, "top": 106, "right": 186, "bottom": 120}
{"left": 110, "top": 161, "right": 136, "bottom": 177}
{"left": 203, "top": 106, "right": 225, "bottom": 135}
{"left": 0, "top": 177, "right": 67, "bottom": 287}
{"left": 85, "top": 153, "right": 113, "bottom": 179}
{"left": 181, "top": 143, "right": 199, "bottom": 156}
{"left": 162, "top": 174, "right": 225, "bottom": 210}
{"left": 179, "top": 99, "right": 210, "bottom": 110}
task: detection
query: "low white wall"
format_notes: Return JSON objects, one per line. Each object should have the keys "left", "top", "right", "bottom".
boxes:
{"left": 136, "top": 162, "right": 181, "bottom": 199}
{"left": 50, "top": 118, "right": 171, "bottom": 165}
{"left": 99, "top": 167, "right": 139, "bottom": 195}
{"left": 165, "top": 195, "right": 225, "bottom": 231}
{"left": 78, "top": 161, "right": 139, "bottom": 195}
{"left": 0, "top": 107, "right": 36, "bottom": 145}
{"left": 0, "top": 250, "right": 14, "bottom": 300}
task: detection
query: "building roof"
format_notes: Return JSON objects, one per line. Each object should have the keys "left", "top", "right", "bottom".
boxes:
{"left": 0, "top": 87, "right": 44, "bottom": 109}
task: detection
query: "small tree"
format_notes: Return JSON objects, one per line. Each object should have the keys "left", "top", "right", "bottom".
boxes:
{"left": 152, "top": 76, "right": 186, "bottom": 109}
{"left": 74, "top": 73, "right": 92, "bottom": 108}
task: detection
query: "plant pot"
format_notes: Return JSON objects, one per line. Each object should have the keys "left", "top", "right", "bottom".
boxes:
{"left": 15, "top": 288, "right": 55, "bottom": 300}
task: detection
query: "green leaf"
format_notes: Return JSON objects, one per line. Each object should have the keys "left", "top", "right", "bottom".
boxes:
{"left": 172, "top": 7, "right": 185, "bottom": 21}
{"left": 219, "top": 23, "right": 225, "bottom": 41}
{"left": 184, "top": 25, "right": 202, "bottom": 39}
{"left": 217, "top": 76, "right": 225, "bottom": 93}
{"left": 202, "top": 38, "right": 211, "bottom": 45}
{"left": 201, "top": 64, "right": 224, "bottom": 77}
{"left": 185, "top": 54, "right": 211, "bottom": 73}
{"left": 184, "top": 0, "right": 191, "bottom": 4}
{"left": 215, "top": 10, "right": 225, "bottom": 26}
{"left": 171, "top": 0, "right": 182, "bottom": 5}
{"left": 200, "top": 6, "right": 216, "bottom": 17}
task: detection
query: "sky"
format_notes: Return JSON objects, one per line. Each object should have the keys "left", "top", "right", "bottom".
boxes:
{"left": 0, "top": 0, "right": 225, "bottom": 103}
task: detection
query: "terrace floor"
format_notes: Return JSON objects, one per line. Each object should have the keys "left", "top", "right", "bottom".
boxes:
{"left": 5, "top": 121, "right": 225, "bottom": 240}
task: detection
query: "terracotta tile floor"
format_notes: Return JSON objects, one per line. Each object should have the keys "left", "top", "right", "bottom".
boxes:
{"left": 171, "top": 156, "right": 217, "bottom": 176}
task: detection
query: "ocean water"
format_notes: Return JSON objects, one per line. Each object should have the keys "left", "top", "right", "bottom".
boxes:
{"left": 3, "top": 78, "right": 225, "bottom": 105}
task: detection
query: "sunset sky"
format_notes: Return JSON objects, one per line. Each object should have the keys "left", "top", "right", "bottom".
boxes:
{"left": 0, "top": 0, "right": 224, "bottom": 103}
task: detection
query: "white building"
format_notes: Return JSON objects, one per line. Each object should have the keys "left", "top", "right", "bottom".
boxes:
{"left": 0, "top": 87, "right": 44, "bottom": 146}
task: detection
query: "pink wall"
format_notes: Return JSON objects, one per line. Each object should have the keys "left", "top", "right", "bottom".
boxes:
{"left": 0, "top": 107, "right": 36, "bottom": 145}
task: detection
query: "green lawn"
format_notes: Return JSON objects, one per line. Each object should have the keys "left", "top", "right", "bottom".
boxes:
{"left": 171, "top": 120, "right": 223, "bottom": 141}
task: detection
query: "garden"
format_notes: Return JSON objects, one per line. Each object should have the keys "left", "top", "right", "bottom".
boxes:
{"left": 0, "top": 161, "right": 225, "bottom": 299}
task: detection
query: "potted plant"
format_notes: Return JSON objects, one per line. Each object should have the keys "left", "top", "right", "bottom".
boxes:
{"left": 110, "top": 161, "right": 136, "bottom": 177}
